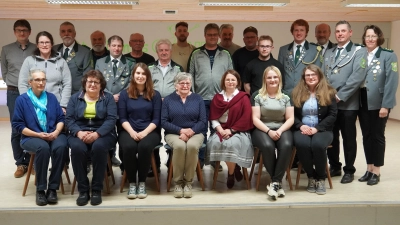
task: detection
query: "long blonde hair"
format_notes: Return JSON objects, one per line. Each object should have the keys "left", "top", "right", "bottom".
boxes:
{"left": 258, "top": 66, "right": 283, "bottom": 100}
{"left": 292, "top": 64, "right": 336, "bottom": 107}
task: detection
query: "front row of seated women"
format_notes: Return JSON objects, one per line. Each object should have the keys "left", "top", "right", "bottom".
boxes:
{"left": 12, "top": 63, "right": 337, "bottom": 206}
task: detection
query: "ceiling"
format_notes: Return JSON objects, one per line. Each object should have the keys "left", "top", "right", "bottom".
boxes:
{"left": 1, "top": 0, "right": 400, "bottom": 22}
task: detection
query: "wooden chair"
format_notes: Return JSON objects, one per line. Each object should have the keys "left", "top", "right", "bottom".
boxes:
{"left": 165, "top": 144, "right": 205, "bottom": 191}
{"left": 295, "top": 147, "right": 333, "bottom": 189}
{"left": 71, "top": 153, "right": 115, "bottom": 194}
{"left": 251, "top": 147, "right": 296, "bottom": 191}
{"left": 212, "top": 161, "right": 250, "bottom": 190}
{"left": 119, "top": 144, "right": 163, "bottom": 193}
{"left": 22, "top": 151, "right": 71, "bottom": 196}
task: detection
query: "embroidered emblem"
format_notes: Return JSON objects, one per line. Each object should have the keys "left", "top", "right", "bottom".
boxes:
{"left": 392, "top": 62, "right": 398, "bottom": 72}
{"left": 360, "top": 58, "right": 366, "bottom": 69}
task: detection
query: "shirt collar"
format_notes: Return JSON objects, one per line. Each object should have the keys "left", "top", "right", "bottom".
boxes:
{"left": 219, "top": 89, "right": 239, "bottom": 101}
{"left": 158, "top": 60, "right": 171, "bottom": 68}
{"left": 64, "top": 41, "right": 75, "bottom": 52}
{"left": 292, "top": 40, "right": 305, "bottom": 49}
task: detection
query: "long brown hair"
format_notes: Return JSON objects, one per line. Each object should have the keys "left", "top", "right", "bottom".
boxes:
{"left": 127, "top": 63, "right": 155, "bottom": 100}
{"left": 292, "top": 64, "right": 336, "bottom": 107}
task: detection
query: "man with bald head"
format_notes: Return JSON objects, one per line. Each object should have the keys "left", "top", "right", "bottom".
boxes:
{"left": 123, "top": 33, "right": 155, "bottom": 65}
{"left": 315, "top": 23, "right": 335, "bottom": 56}
{"left": 90, "top": 30, "right": 109, "bottom": 66}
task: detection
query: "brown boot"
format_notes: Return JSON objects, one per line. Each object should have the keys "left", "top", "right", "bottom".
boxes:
{"left": 227, "top": 173, "right": 235, "bottom": 189}
{"left": 14, "top": 165, "right": 27, "bottom": 178}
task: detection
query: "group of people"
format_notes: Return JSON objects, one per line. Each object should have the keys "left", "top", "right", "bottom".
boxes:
{"left": 1, "top": 18, "right": 398, "bottom": 206}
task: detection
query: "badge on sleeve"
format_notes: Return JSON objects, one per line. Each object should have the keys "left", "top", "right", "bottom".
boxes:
{"left": 360, "top": 58, "right": 366, "bottom": 69}
{"left": 392, "top": 62, "right": 398, "bottom": 72}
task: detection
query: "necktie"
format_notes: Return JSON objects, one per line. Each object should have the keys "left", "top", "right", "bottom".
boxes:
{"left": 112, "top": 59, "right": 118, "bottom": 76}
{"left": 63, "top": 47, "right": 69, "bottom": 60}
{"left": 294, "top": 45, "right": 301, "bottom": 64}
{"left": 335, "top": 47, "right": 343, "bottom": 61}
{"left": 321, "top": 45, "right": 325, "bottom": 56}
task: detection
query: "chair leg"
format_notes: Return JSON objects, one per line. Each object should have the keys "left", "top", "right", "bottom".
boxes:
{"left": 242, "top": 167, "right": 250, "bottom": 190}
{"left": 196, "top": 161, "right": 205, "bottom": 191}
{"left": 295, "top": 163, "right": 303, "bottom": 189}
{"left": 167, "top": 162, "right": 173, "bottom": 192}
{"left": 120, "top": 170, "right": 127, "bottom": 193}
{"left": 151, "top": 153, "right": 160, "bottom": 192}
{"left": 249, "top": 147, "right": 259, "bottom": 182}
{"left": 286, "top": 147, "right": 297, "bottom": 191}
{"left": 71, "top": 177, "right": 76, "bottom": 195}
{"left": 256, "top": 154, "right": 263, "bottom": 191}
{"left": 104, "top": 170, "right": 110, "bottom": 194}
{"left": 22, "top": 154, "right": 35, "bottom": 196}
{"left": 212, "top": 161, "right": 220, "bottom": 190}
{"left": 107, "top": 155, "right": 115, "bottom": 185}
{"left": 64, "top": 165, "right": 71, "bottom": 184}
{"left": 60, "top": 176, "right": 65, "bottom": 195}
{"left": 326, "top": 162, "right": 333, "bottom": 189}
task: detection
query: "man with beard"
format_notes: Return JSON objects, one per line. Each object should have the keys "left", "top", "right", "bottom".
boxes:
{"left": 219, "top": 24, "right": 241, "bottom": 55}
{"left": 315, "top": 23, "right": 336, "bottom": 57}
{"left": 171, "top": 21, "right": 195, "bottom": 72}
{"left": 54, "top": 21, "right": 92, "bottom": 95}
{"left": 1, "top": 19, "right": 36, "bottom": 178}
{"left": 188, "top": 23, "right": 233, "bottom": 170}
{"left": 278, "top": 19, "right": 322, "bottom": 96}
{"left": 90, "top": 30, "right": 109, "bottom": 66}
{"left": 124, "top": 33, "right": 155, "bottom": 65}
{"left": 243, "top": 35, "right": 284, "bottom": 95}
{"left": 96, "top": 35, "right": 135, "bottom": 173}
{"left": 232, "top": 26, "right": 259, "bottom": 90}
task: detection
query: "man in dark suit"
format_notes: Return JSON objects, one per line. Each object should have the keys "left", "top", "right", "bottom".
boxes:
{"left": 315, "top": 23, "right": 335, "bottom": 57}
{"left": 322, "top": 20, "right": 367, "bottom": 184}
{"left": 53, "top": 21, "right": 93, "bottom": 95}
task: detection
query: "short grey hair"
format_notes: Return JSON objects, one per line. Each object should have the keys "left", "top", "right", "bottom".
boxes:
{"left": 174, "top": 72, "right": 193, "bottom": 85}
{"left": 336, "top": 20, "right": 351, "bottom": 30}
{"left": 155, "top": 39, "right": 172, "bottom": 52}
{"left": 220, "top": 24, "right": 234, "bottom": 33}
{"left": 29, "top": 69, "right": 46, "bottom": 81}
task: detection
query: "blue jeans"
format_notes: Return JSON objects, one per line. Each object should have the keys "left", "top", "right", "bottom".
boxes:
{"left": 7, "top": 89, "right": 29, "bottom": 166}
{"left": 21, "top": 134, "right": 68, "bottom": 191}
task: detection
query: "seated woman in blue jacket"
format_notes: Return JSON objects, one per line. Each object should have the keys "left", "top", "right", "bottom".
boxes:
{"left": 12, "top": 69, "right": 67, "bottom": 206}
{"left": 65, "top": 70, "right": 117, "bottom": 206}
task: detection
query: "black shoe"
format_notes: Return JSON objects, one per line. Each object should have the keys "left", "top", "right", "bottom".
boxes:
{"left": 36, "top": 191, "right": 48, "bottom": 206}
{"left": 46, "top": 189, "right": 58, "bottom": 204}
{"left": 358, "top": 171, "right": 373, "bottom": 182}
{"left": 340, "top": 173, "right": 354, "bottom": 184}
{"left": 227, "top": 173, "right": 235, "bottom": 189}
{"left": 111, "top": 156, "right": 121, "bottom": 167}
{"left": 76, "top": 191, "right": 90, "bottom": 206}
{"left": 91, "top": 190, "right": 102, "bottom": 206}
{"left": 234, "top": 164, "right": 243, "bottom": 182}
{"left": 329, "top": 168, "right": 342, "bottom": 177}
{"left": 147, "top": 167, "right": 161, "bottom": 177}
{"left": 367, "top": 173, "right": 380, "bottom": 185}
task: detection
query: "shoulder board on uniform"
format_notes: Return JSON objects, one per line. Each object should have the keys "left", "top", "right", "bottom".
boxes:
{"left": 81, "top": 44, "right": 90, "bottom": 50}
{"left": 126, "top": 57, "right": 136, "bottom": 63}
{"left": 382, "top": 47, "right": 394, "bottom": 53}
{"left": 354, "top": 43, "right": 365, "bottom": 47}
{"left": 309, "top": 42, "right": 318, "bottom": 46}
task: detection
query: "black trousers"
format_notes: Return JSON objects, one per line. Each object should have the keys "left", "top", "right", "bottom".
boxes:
{"left": 328, "top": 109, "right": 358, "bottom": 174}
{"left": 119, "top": 130, "right": 161, "bottom": 183}
{"left": 252, "top": 128, "right": 293, "bottom": 182}
{"left": 69, "top": 133, "right": 116, "bottom": 192}
{"left": 294, "top": 130, "right": 333, "bottom": 180}
{"left": 358, "top": 89, "right": 388, "bottom": 167}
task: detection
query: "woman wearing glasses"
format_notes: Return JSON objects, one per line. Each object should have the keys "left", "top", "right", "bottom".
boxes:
{"left": 292, "top": 64, "right": 337, "bottom": 195}
{"left": 18, "top": 31, "right": 71, "bottom": 112}
{"left": 12, "top": 69, "right": 67, "bottom": 206}
{"left": 358, "top": 25, "right": 398, "bottom": 185}
{"left": 66, "top": 70, "right": 117, "bottom": 206}
{"left": 161, "top": 72, "right": 206, "bottom": 198}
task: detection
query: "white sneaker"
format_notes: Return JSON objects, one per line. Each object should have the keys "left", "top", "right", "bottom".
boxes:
{"left": 277, "top": 182, "right": 285, "bottom": 197}
{"left": 137, "top": 182, "right": 147, "bottom": 199}
{"left": 183, "top": 184, "right": 193, "bottom": 198}
{"left": 267, "top": 182, "right": 279, "bottom": 200}
{"left": 307, "top": 178, "right": 316, "bottom": 193}
{"left": 127, "top": 185, "right": 137, "bottom": 199}
{"left": 174, "top": 185, "right": 183, "bottom": 198}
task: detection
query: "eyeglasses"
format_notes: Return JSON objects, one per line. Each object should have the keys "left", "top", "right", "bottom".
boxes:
{"left": 87, "top": 80, "right": 100, "bottom": 85}
{"left": 304, "top": 73, "right": 318, "bottom": 78}
{"left": 259, "top": 45, "right": 273, "bottom": 49}
{"left": 32, "top": 78, "right": 47, "bottom": 83}
{"left": 178, "top": 82, "right": 191, "bottom": 86}
{"left": 15, "top": 29, "right": 29, "bottom": 33}
{"left": 364, "top": 35, "right": 378, "bottom": 40}
{"left": 38, "top": 41, "right": 51, "bottom": 46}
